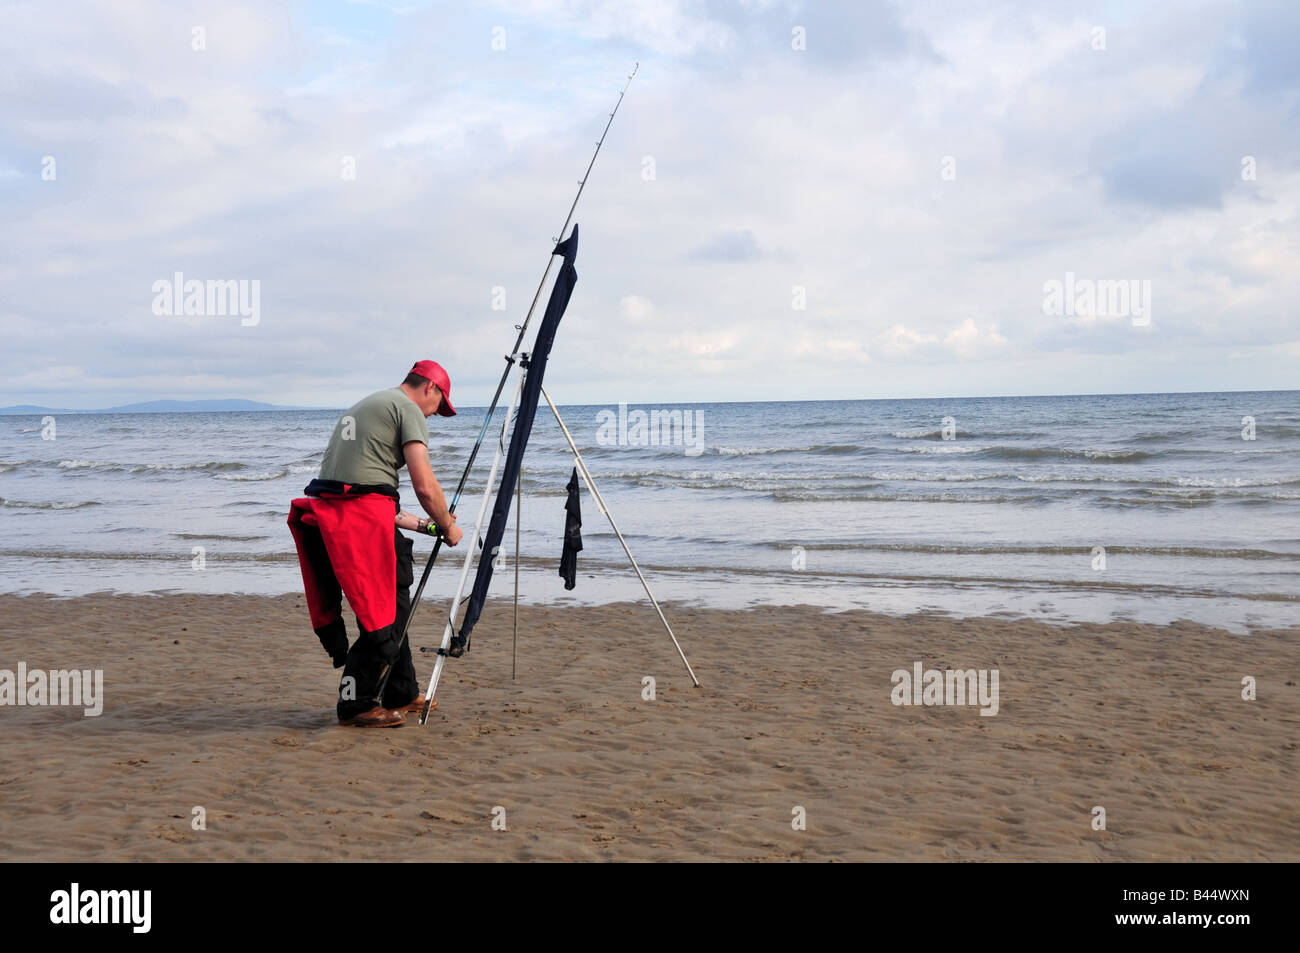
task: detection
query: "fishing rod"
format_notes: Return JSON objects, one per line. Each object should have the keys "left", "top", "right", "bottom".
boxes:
{"left": 375, "top": 62, "right": 639, "bottom": 708}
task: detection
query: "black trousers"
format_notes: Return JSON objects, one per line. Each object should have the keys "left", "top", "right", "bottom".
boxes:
{"left": 336, "top": 529, "right": 419, "bottom": 719}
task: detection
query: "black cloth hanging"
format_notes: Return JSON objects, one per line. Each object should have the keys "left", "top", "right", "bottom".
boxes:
{"left": 450, "top": 225, "right": 579, "bottom": 657}
{"left": 559, "top": 466, "right": 583, "bottom": 589}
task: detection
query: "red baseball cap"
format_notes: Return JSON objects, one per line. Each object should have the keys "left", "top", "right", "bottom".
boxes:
{"left": 409, "top": 360, "right": 456, "bottom": 416}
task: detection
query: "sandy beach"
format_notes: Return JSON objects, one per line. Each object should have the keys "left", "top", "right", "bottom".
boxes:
{"left": 0, "top": 592, "right": 1295, "bottom": 862}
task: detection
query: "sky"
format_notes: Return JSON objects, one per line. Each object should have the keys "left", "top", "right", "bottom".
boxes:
{"left": 1, "top": 0, "right": 1297, "bottom": 408}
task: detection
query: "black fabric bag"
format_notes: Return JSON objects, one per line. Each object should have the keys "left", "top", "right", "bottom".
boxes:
{"left": 451, "top": 226, "right": 579, "bottom": 656}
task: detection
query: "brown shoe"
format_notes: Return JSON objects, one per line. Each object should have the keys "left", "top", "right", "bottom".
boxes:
{"left": 395, "top": 694, "right": 437, "bottom": 714}
{"left": 338, "top": 706, "right": 404, "bottom": 728}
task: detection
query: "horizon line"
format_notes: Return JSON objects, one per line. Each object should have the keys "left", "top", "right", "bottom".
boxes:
{"left": 2, "top": 386, "right": 1298, "bottom": 414}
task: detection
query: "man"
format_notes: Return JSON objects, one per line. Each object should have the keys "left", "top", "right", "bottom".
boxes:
{"left": 288, "top": 360, "right": 465, "bottom": 728}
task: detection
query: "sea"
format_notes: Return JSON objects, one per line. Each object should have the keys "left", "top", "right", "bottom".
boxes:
{"left": 1, "top": 391, "right": 1297, "bottom": 633}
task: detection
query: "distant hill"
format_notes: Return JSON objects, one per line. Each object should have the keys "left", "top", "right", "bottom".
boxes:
{"left": 98, "top": 399, "right": 319, "bottom": 413}
{"left": 0, "top": 399, "right": 323, "bottom": 414}
{"left": 0, "top": 404, "right": 77, "bottom": 415}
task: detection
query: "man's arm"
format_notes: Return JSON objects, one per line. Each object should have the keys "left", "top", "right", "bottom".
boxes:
{"left": 402, "top": 441, "right": 462, "bottom": 545}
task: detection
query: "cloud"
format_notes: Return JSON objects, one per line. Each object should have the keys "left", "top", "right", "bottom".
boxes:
{"left": 480, "top": 0, "right": 734, "bottom": 57}
{"left": 345, "top": 0, "right": 425, "bottom": 15}
{"left": 874, "top": 323, "right": 938, "bottom": 360}
{"left": 873, "top": 319, "right": 1008, "bottom": 362}
{"left": 1094, "top": 115, "right": 1232, "bottom": 211}
{"left": 944, "top": 317, "right": 1007, "bottom": 358}
{"left": 687, "top": 228, "right": 765, "bottom": 262}
{"left": 789, "top": 334, "right": 870, "bottom": 364}
{"left": 618, "top": 294, "right": 657, "bottom": 322}
{"left": 1, "top": 0, "right": 1299, "bottom": 406}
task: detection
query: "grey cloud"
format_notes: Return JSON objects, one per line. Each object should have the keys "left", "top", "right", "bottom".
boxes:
{"left": 1221, "top": 0, "right": 1300, "bottom": 99}
{"left": 2, "top": 0, "right": 1299, "bottom": 406}
{"left": 687, "top": 228, "right": 765, "bottom": 261}
{"left": 698, "top": 0, "right": 933, "bottom": 67}
{"left": 1098, "top": 148, "right": 1226, "bottom": 211}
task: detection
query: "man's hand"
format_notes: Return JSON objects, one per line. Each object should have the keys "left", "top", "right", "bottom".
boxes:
{"left": 401, "top": 509, "right": 462, "bottom": 546}
{"left": 440, "top": 513, "right": 463, "bottom": 547}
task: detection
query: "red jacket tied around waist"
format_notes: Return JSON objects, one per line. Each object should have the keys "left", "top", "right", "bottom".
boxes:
{"left": 287, "top": 488, "right": 398, "bottom": 636}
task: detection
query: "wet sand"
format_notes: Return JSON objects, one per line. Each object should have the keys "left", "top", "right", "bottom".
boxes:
{"left": 0, "top": 592, "right": 1296, "bottom": 861}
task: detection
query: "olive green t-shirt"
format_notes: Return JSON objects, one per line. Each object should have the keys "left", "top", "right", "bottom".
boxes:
{"left": 318, "top": 388, "right": 429, "bottom": 489}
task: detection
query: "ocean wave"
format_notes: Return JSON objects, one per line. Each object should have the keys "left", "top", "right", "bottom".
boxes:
{"left": 1012, "top": 472, "right": 1116, "bottom": 483}
{"left": 1127, "top": 429, "right": 1208, "bottom": 443}
{"left": 867, "top": 469, "right": 994, "bottom": 483}
{"left": 216, "top": 469, "right": 289, "bottom": 482}
{"left": 869, "top": 470, "right": 1300, "bottom": 489}
{"left": 897, "top": 444, "right": 981, "bottom": 454}
{"left": 602, "top": 466, "right": 1300, "bottom": 498}
{"left": 567, "top": 442, "right": 708, "bottom": 457}
{"left": 974, "top": 446, "right": 1154, "bottom": 462}
{"left": 713, "top": 444, "right": 858, "bottom": 456}
{"left": 791, "top": 486, "right": 1295, "bottom": 509}
{"left": 604, "top": 468, "right": 850, "bottom": 484}
{"left": 1131, "top": 487, "right": 1216, "bottom": 498}
{"left": 892, "top": 429, "right": 941, "bottom": 439}
{"left": 0, "top": 497, "right": 101, "bottom": 510}
{"left": 0, "top": 549, "right": 169, "bottom": 562}
{"left": 1079, "top": 448, "right": 1151, "bottom": 460}
{"left": 891, "top": 429, "right": 1048, "bottom": 439}
{"left": 173, "top": 532, "right": 268, "bottom": 541}
{"left": 1093, "top": 495, "right": 1216, "bottom": 509}
{"left": 1160, "top": 474, "right": 1300, "bottom": 488}
{"left": 54, "top": 459, "right": 250, "bottom": 474}
{"left": 795, "top": 542, "right": 1297, "bottom": 560}
{"left": 632, "top": 475, "right": 881, "bottom": 494}
{"left": 131, "top": 461, "right": 248, "bottom": 473}
{"left": 884, "top": 442, "right": 1156, "bottom": 461}
{"left": 771, "top": 489, "right": 1049, "bottom": 504}
{"left": 0, "top": 548, "right": 294, "bottom": 563}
